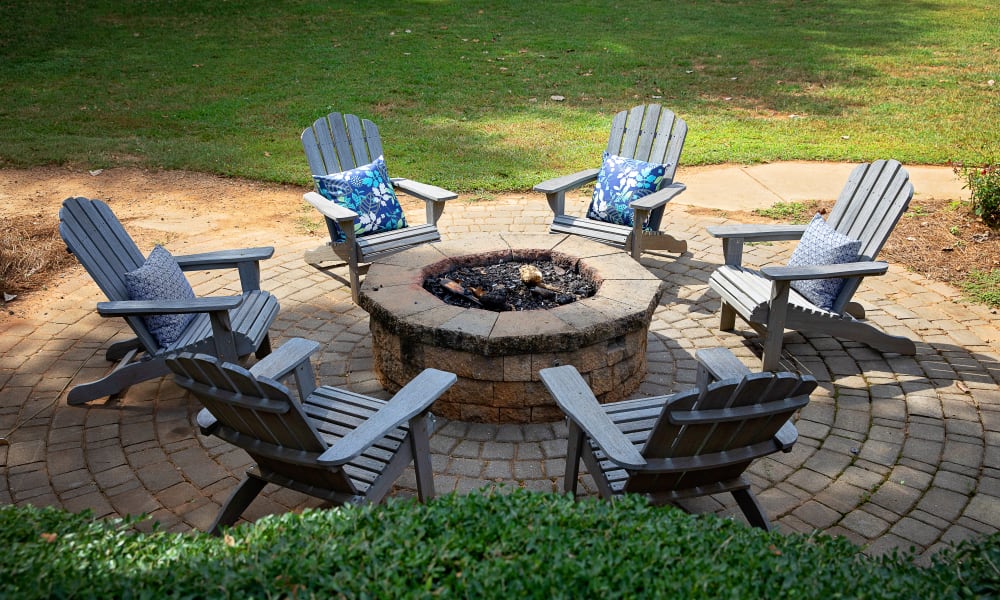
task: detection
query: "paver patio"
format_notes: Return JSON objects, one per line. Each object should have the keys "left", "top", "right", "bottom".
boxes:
{"left": 1, "top": 183, "right": 998, "bottom": 565}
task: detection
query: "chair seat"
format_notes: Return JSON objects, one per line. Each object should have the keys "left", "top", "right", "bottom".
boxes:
{"left": 356, "top": 223, "right": 441, "bottom": 261}
{"left": 165, "top": 290, "right": 279, "bottom": 355}
{"left": 709, "top": 265, "right": 837, "bottom": 325}
{"left": 550, "top": 215, "right": 631, "bottom": 247}
{"left": 304, "top": 385, "right": 412, "bottom": 493}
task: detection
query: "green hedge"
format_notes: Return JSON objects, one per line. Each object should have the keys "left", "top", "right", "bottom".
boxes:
{"left": 2, "top": 490, "right": 997, "bottom": 599}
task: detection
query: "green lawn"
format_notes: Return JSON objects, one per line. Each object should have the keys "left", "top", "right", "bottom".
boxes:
{"left": 1, "top": 0, "right": 997, "bottom": 191}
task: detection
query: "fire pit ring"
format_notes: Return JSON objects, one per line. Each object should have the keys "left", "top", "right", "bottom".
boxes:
{"left": 359, "top": 234, "right": 664, "bottom": 423}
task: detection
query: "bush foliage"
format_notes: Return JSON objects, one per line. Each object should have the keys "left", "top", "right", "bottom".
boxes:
{"left": 2, "top": 490, "right": 998, "bottom": 599}
{"left": 957, "top": 163, "right": 1000, "bottom": 227}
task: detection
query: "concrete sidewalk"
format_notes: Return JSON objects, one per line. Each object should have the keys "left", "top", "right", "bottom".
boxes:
{"left": 0, "top": 162, "right": 996, "bottom": 566}
{"left": 674, "top": 162, "right": 967, "bottom": 211}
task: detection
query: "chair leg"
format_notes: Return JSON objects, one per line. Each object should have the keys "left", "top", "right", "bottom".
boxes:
{"left": 732, "top": 488, "right": 772, "bottom": 532}
{"left": 67, "top": 356, "right": 169, "bottom": 405}
{"left": 720, "top": 302, "right": 737, "bottom": 331}
{"left": 408, "top": 413, "right": 436, "bottom": 502}
{"left": 255, "top": 334, "right": 272, "bottom": 359}
{"left": 564, "top": 421, "right": 584, "bottom": 496}
{"left": 106, "top": 338, "right": 141, "bottom": 362}
{"left": 209, "top": 469, "right": 268, "bottom": 536}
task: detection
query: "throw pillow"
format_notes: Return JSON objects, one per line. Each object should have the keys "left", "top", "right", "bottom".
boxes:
{"left": 586, "top": 152, "right": 668, "bottom": 228}
{"left": 313, "top": 155, "right": 407, "bottom": 243}
{"left": 123, "top": 245, "right": 197, "bottom": 347}
{"left": 787, "top": 213, "right": 862, "bottom": 311}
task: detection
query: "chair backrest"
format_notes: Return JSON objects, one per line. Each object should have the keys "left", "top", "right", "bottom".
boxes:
{"left": 302, "top": 112, "right": 385, "bottom": 178}
{"left": 626, "top": 371, "right": 815, "bottom": 492}
{"left": 166, "top": 352, "right": 359, "bottom": 495}
{"left": 59, "top": 196, "right": 159, "bottom": 350}
{"left": 826, "top": 159, "right": 913, "bottom": 309}
{"left": 604, "top": 104, "right": 687, "bottom": 230}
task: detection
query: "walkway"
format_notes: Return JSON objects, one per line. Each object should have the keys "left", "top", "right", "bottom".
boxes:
{"left": 1, "top": 164, "right": 997, "bottom": 564}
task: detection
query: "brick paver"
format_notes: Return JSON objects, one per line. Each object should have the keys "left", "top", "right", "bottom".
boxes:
{"left": 1, "top": 192, "right": 999, "bottom": 566}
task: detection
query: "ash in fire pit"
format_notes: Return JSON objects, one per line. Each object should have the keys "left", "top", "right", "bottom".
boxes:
{"left": 423, "top": 259, "right": 597, "bottom": 312}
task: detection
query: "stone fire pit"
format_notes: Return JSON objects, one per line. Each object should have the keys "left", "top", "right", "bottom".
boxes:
{"left": 359, "top": 234, "right": 663, "bottom": 423}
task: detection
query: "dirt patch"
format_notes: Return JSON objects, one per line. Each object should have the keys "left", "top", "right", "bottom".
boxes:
{"left": 0, "top": 166, "right": 315, "bottom": 319}
{"left": 2, "top": 166, "right": 998, "bottom": 321}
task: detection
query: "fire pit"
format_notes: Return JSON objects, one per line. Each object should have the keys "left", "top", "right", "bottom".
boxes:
{"left": 359, "top": 234, "right": 663, "bottom": 423}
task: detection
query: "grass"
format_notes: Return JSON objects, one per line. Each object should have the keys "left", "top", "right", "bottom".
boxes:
{"left": 960, "top": 269, "right": 1000, "bottom": 307}
{"left": 751, "top": 201, "right": 816, "bottom": 224}
{"left": 1, "top": 1, "right": 998, "bottom": 192}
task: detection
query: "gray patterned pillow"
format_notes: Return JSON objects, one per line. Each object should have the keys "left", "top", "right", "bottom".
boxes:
{"left": 124, "top": 245, "right": 196, "bottom": 346}
{"left": 787, "top": 213, "right": 861, "bottom": 311}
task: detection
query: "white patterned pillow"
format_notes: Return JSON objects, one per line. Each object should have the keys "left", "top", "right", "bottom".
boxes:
{"left": 787, "top": 213, "right": 861, "bottom": 311}
{"left": 586, "top": 152, "right": 667, "bottom": 228}
{"left": 124, "top": 245, "right": 196, "bottom": 346}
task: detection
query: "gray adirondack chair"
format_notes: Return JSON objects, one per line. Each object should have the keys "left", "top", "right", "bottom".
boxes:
{"left": 59, "top": 196, "right": 280, "bottom": 405}
{"left": 540, "top": 347, "right": 816, "bottom": 531}
{"left": 534, "top": 104, "right": 688, "bottom": 260}
{"left": 165, "top": 337, "right": 457, "bottom": 534}
{"left": 301, "top": 112, "right": 458, "bottom": 302}
{"left": 706, "top": 159, "right": 916, "bottom": 371}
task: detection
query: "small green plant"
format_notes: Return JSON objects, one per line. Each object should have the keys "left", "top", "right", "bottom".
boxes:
{"left": 906, "top": 205, "right": 928, "bottom": 218}
{"left": 960, "top": 268, "right": 1000, "bottom": 308}
{"left": 949, "top": 225, "right": 961, "bottom": 236}
{"left": 752, "top": 201, "right": 813, "bottom": 224}
{"left": 955, "top": 162, "right": 1000, "bottom": 226}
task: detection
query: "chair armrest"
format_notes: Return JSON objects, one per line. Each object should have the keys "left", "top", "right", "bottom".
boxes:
{"left": 176, "top": 247, "right": 274, "bottom": 292}
{"left": 760, "top": 261, "right": 888, "bottom": 281}
{"left": 774, "top": 420, "right": 798, "bottom": 452}
{"left": 630, "top": 183, "right": 687, "bottom": 211}
{"left": 533, "top": 168, "right": 601, "bottom": 195}
{"left": 539, "top": 365, "right": 646, "bottom": 469}
{"left": 97, "top": 296, "right": 243, "bottom": 316}
{"left": 391, "top": 178, "right": 458, "bottom": 202}
{"left": 249, "top": 337, "right": 322, "bottom": 400}
{"left": 317, "top": 368, "right": 458, "bottom": 465}
{"left": 303, "top": 191, "right": 358, "bottom": 225}
{"left": 249, "top": 337, "right": 321, "bottom": 380}
{"left": 196, "top": 407, "right": 219, "bottom": 436}
{"left": 705, "top": 224, "right": 808, "bottom": 242}
{"left": 695, "top": 347, "right": 751, "bottom": 389}
{"left": 175, "top": 247, "right": 274, "bottom": 269}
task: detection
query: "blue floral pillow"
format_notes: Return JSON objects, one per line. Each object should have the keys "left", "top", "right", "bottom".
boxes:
{"left": 123, "top": 245, "right": 196, "bottom": 347}
{"left": 787, "top": 213, "right": 862, "bottom": 311}
{"left": 586, "top": 152, "right": 667, "bottom": 228}
{"left": 313, "top": 155, "right": 407, "bottom": 243}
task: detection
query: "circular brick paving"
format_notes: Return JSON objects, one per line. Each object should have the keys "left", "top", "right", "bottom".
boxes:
{"left": 1, "top": 196, "right": 998, "bottom": 563}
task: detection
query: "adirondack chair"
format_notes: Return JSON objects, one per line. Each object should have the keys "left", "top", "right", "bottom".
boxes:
{"left": 534, "top": 104, "right": 689, "bottom": 260}
{"left": 540, "top": 347, "right": 816, "bottom": 531}
{"left": 165, "top": 337, "right": 457, "bottom": 534}
{"left": 706, "top": 159, "right": 916, "bottom": 371}
{"left": 59, "top": 196, "right": 280, "bottom": 405}
{"left": 301, "top": 112, "right": 458, "bottom": 302}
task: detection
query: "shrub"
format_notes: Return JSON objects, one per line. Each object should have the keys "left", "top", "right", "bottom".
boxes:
{"left": 1, "top": 490, "right": 998, "bottom": 599}
{"left": 954, "top": 162, "right": 1000, "bottom": 226}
